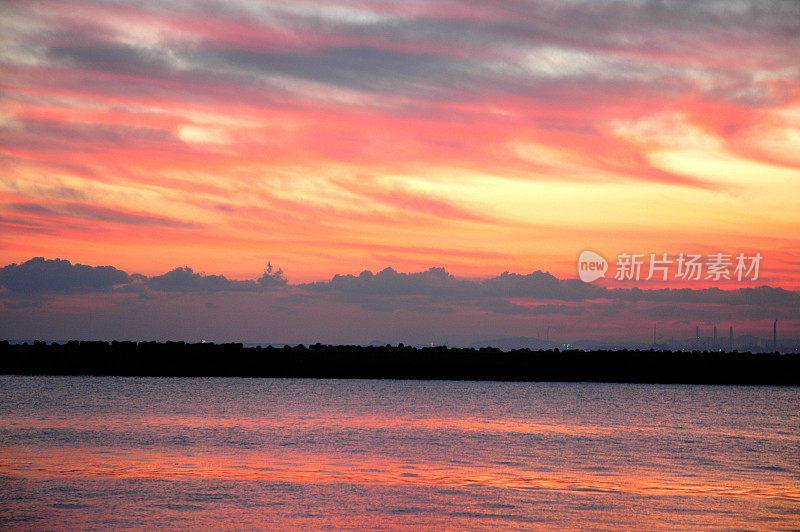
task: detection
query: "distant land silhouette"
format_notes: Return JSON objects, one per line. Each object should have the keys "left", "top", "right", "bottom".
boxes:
{"left": 1, "top": 341, "right": 798, "bottom": 385}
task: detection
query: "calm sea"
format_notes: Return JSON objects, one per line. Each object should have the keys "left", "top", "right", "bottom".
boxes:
{"left": 0, "top": 377, "right": 798, "bottom": 530}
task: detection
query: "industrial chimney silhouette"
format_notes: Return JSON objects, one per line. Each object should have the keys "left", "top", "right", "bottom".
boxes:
{"left": 774, "top": 320, "right": 777, "bottom": 350}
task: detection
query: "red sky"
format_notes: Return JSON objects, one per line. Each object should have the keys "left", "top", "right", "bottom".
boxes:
{"left": 1, "top": 1, "right": 799, "bottom": 344}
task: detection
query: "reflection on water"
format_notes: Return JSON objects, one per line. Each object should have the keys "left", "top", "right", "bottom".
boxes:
{"left": 0, "top": 377, "right": 798, "bottom": 530}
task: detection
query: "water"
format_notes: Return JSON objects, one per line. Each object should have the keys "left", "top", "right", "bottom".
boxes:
{"left": 0, "top": 377, "right": 798, "bottom": 530}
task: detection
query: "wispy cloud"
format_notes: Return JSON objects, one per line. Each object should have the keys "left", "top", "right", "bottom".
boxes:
{"left": 1, "top": 0, "right": 798, "bottom": 285}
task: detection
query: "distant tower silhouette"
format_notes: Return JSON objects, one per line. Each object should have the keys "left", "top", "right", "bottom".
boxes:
{"left": 653, "top": 324, "right": 656, "bottom": 346}
{"left": 774, "top": 320, "right": 777, "bottom": 350}
{"left": 729, "top": 326, "right": 733, "bottom": 351}
{"left": 713, "top": 325, "right": 717, "bottom": 348}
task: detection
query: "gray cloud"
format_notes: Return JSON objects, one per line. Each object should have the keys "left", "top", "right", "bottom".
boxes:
{"left": 1, "top": 118, "right": 182, "bottom": 154}
{"left": 303, "top": 266, "right": 800, "bottom": 310}
{"left": 0, "top": 257, "right": 129, "bottom": 294}
{"left": 480, "top": 271, "right": 605, "bottom": 300}
{"left": 18, "top": 0, "right": 793, "bottom": 111}
{"left": 257, "top": 263, "right": 288, "bottom": 289}
{"left": 606, "top": 285, "right": 800, "bottom": 307}
{"left": 1, "top": 259, "right": 797, "bottom": 344}
{"left": 3, "top": 259, "right": 798, "bottom": 311}
{"left": 147, "top": 267, "right": 259, "bottom": 293}
{"left": 48, "top": 44, "right": 177, "bottom": 77}
{"left": 4, "top": 202, "right": 200, "bottom": 230}
{"left": 199, "top": 45, "right": 472, "bottom": 94}
{"left": 62, "top": 204, "right": 200, "bottom": 229}
{"left": 0, "top": 259, "right": 291, "bottom": 297}
{"left": 303, "top": 267, "right": 468, "bottom": 296}
{"left": 142, "top": 263, "right": 287, "bottom": 293}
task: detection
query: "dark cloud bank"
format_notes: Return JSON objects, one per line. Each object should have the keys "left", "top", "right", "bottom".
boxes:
{"left": 0, "top": 258, "right": 286, "bottom": 295}
{"left": 1, "top": 258, "right": 798, "bottom": 311}
{"left": 0, "top": 258, "right": 128, "bottom": 294}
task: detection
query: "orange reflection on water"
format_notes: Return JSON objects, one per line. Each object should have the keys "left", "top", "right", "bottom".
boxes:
{"left": 2, "top": 443, "right": 799, "bottom": 504}
{"left": 0, "top": 414, "right": 621, "bottom": 436}
{"left": 3, "top": 378, "right": 798, "bottom": 530}
{"left": 3, "top": 413, "right": 798, "bottom": 443}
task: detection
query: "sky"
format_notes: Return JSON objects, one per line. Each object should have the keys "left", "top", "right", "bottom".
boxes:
{"left": 1, "top": 0, "right": 799, "bottom": 345}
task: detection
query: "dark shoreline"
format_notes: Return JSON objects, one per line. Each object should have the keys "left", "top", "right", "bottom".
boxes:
{"left": 1, "top": 341, "right": 798, "bottom": 385}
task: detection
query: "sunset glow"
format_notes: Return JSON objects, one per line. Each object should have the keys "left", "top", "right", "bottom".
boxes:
{"left": 1, "top": 1, "right": 799, "bottom": 348}
{"left": 2, "top": 1, "right": 798, "bottom": 284}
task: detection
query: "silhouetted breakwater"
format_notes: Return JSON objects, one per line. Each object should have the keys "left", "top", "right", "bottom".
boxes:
{"left": 1, "top": 341, "right": 798, "bottom": 385}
